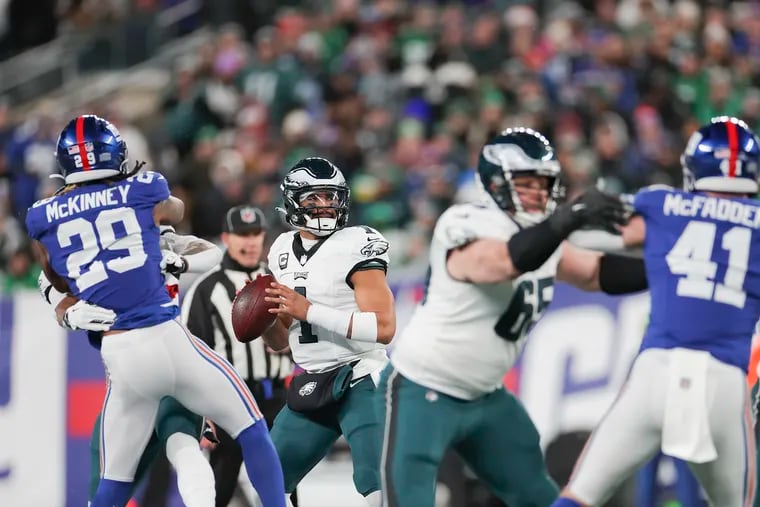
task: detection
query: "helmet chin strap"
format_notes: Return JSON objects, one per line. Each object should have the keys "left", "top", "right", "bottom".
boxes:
{"left": 512, "top": 210, "right": 546, "bottom": 227}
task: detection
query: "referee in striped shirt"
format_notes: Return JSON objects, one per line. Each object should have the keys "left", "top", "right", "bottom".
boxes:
{"left": 182, "top": 205, "right": 294, "bottom": 507}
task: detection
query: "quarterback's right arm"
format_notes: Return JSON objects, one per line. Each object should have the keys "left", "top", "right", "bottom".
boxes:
{"left": 349, "top": 269, "right": 395, "bottom": 344}
{"left": 261, "top": 315, "right": 292, "bottom": 352}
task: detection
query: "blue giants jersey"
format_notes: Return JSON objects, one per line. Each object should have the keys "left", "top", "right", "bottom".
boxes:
{"left": 634, "top": 187, "right": 760, "bottom": 371}
{"left": 25, "top": 171, "right": 178, "bottom": 329}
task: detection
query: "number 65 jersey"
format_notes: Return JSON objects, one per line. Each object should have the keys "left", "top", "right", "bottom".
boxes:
{"left": 635, "top": 187, "right": 760, "bottom": 371}
{"left": 391, "top": 202, "right": 560, "bottom": 400}
{"left": 25, "top": 171, "right": 176, "bottom": 329}
{"left": 267, "top": 226, "right": 391, "bottom": 378}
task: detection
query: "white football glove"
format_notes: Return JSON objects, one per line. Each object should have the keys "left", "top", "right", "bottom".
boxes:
{"left": 160, "top": 250, "right": 188, "bottom": 276}
{"left": 63, "top": 300, "right": 116, "bottom": 332}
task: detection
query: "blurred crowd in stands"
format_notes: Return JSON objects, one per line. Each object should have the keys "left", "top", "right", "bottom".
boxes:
{"left": 1, "top": 0, "right": 759, "bottom": 293}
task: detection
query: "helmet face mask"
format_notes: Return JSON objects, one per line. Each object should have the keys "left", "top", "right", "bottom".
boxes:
{"left": 681, "top": 116, "right": 760, "bottom": 195}
{"left": 55, "top": 115, "right": 129, "bottom": 184}
{"left": 280, "top": 158, "right": 350, "bottom": 236}
{"left": 477, "top": 127, "right": 564, "bottom": 226}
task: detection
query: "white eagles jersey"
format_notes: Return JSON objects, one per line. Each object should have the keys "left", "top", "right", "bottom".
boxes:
{"left": 391, "top": 201, "right": 560, "bottom": 400}
{"left": 267, "top": 226, "right": 391, "bottom": 378}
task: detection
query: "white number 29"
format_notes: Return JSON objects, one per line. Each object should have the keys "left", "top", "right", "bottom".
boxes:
{"left": 666, "top": 221, "right": 750, "bottom": 308}
{"left": 56, "top": 207, "right": 147, "bottom": 292}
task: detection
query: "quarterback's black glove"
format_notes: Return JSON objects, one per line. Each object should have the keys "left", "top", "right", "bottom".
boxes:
{"left": 549, "top": 188, "right": 628, "bottom": 235}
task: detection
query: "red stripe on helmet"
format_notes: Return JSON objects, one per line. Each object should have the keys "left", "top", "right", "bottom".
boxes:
{"left": 75, "top": 116, "right": 91, "bottom": 171}
{"left": 727, "top": 120, "right": 739, "bottom": 177}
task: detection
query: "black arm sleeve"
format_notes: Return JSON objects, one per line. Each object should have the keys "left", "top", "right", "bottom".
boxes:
{"left": 507, "top": 188, "right": 629, "bottom": 274}
{"left": 507, "top": 219, "right": 565, "bottom": 274}
{"left": 598, "top": 253, "right": 648, "bottom": 295}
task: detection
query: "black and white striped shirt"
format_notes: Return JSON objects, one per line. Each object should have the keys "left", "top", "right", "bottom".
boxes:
{"left": 181, "top": 253, "right": 293, "bottom": 381}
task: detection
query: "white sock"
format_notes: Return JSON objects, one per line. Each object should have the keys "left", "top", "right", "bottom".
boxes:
{"left": 165, "top": 432, "right": 216, "bottom": 507}
{"left": 365, "top": 490, "right": 382, "bottom": 507}
{"left": 236, "top": 463, "right": 295, "bottom": 507}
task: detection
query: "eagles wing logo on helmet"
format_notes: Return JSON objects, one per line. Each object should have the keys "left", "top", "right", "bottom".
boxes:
{"left": 360, "top": 239, "right": 389, "bottom": 257}
{"left": 476, "top": 127, "right": 564, "bottom": 227}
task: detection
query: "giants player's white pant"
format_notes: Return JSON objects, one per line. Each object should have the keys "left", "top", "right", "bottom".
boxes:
{"left": 566, "top": 348, "right": 755, "bottom": 507}
{"left": 98, "top": 318, "right": 263, "bottom": 481}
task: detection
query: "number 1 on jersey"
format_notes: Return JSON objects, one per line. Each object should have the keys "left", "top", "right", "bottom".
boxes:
{"left": 295, "top": 286, "right": 319, "bottom": 343}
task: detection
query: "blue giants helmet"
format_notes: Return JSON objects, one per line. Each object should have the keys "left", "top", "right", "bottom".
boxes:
{"left": 682, "top": 116, "right": 760, "bottom": 194}
{"left": 55, "top": 115, "right": 129, "bottom": 184}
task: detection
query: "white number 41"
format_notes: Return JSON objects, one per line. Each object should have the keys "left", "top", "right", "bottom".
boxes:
{"left": 666, "top": 221, "right": 750, "bottom": 308}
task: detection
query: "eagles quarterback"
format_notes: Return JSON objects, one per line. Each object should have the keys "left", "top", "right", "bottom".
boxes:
{"left": 261, "top": 157, "right": 395, "bottom": 507}
{"left": 378, "top": 128, "right": 648, "bottom": 507}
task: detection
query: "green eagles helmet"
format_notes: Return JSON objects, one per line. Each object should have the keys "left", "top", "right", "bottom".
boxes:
{"left": 477, "top": 127, "right": 564, "bottom": 226}
{"left": 279, "top": 157, "right": 350, "bottom": 236}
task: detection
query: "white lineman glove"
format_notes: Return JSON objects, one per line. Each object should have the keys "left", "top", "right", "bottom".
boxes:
{"left": 63, "top": 300, "right": 117, "bottom": 331}
{"left": 160, "top": 250, "right": 188, "bottom": 276}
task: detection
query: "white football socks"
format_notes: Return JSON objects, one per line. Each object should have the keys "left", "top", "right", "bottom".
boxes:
{"left": 365, "top": 490, "right": 382, "bottom": 507}
{"left": 165, "top": 432, "right": 216, "bottom": 507}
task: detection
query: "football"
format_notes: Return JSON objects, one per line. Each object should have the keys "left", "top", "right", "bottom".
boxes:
{"left": 231, "top": 274, "right": 278, "bottom": 343}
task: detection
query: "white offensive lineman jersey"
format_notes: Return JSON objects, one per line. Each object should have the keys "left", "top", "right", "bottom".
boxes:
{"left": 267, "top": 226, "right": 391, "bottom": 378}
{"left": 391, "top": 201, "right": 560, "bottom": 400}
